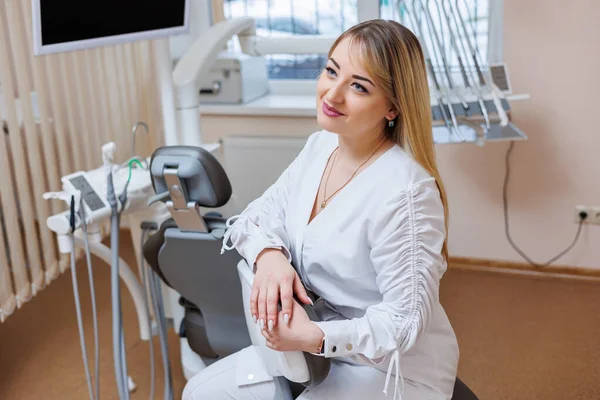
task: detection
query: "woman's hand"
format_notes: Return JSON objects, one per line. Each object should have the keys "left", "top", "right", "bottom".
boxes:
{"left": 252, "top": 248, "right": 313, "bottom": 331}
{"left": 261, "top": 299, "right": 325, "bottom": 353}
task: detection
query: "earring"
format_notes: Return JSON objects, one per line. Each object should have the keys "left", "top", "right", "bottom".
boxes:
{"left": 388, "top": 119, "right": 395, "bottom": 128}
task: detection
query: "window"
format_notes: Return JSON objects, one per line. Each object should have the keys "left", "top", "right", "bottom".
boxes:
{"left": 221, "top": 0, "right": 492, "bottom": 83}
{"left": 223, "top": 0, "right": 358, "bottom": 80}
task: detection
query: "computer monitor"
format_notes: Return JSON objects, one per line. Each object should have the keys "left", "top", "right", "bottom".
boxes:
{"left": 32, "top": 0, "right": 190, "bottom": 55}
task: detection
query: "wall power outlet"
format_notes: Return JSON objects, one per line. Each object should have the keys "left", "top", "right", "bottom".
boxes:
{"left": 574, "top": 206, "right": 600, "bottom": 225}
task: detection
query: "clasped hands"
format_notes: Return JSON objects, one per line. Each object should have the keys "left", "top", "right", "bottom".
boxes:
{"left": 252, "top": 248, "right": 324, "bottom": 354}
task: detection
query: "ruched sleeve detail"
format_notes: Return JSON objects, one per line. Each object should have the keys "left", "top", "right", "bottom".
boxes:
{"left": 313, "top": 177, "right": 447, "bottom": 399}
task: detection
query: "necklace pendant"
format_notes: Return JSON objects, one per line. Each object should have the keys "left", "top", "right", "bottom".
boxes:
{"left": 320, "top": 201, "right": 326, "bottom": 209}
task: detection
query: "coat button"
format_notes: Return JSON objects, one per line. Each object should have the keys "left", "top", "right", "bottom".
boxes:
{"left": 331, "top": 346, "right": 337, "bottom": 353}
{"left": 247, "top": 374, "right": 254, "bottom": 381}
{"left": 346, "top": 344, "right": 353, "bottom": 351}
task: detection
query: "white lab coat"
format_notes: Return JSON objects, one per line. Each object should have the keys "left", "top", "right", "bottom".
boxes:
{"left": 221, "top": 130, "right": 459, "bottom": 399}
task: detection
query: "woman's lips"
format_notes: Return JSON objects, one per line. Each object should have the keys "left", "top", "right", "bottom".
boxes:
{"left": 322, "top": 102, "right": 344, "bottom": 117}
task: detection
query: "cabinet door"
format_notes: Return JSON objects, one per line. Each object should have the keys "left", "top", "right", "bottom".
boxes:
{"left": 221, "top": 136, "right": 307, "bottom": 215}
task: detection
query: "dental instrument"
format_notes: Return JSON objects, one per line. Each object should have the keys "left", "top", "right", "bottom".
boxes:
{"left": 105, "top": 141, "right": 174, "bottom": 400}
{"left": 403, "top": 2, "right": 457, "bottom": 140}
{"left": 44, "top": 123, "right": 176, "bottom": 400}
{"left": 103, "top": 141, "right": 130, "bottom": 400}
{"left": 69, "top": 193, "right": 98, "bottom": 400}
{"left": 453, "top": 0, "right": 509, "bottom": 127}
{"left": 42, "top": 189, "right": 102, "bottom": 400}
{"left": 414, "top": 0, "right": 463, "bottom": 138}
{"left": 442, "top": 0, "right": 491, "bottom": 130}
{"left": 140, "top": 224, "right": 157, "bottom": 400}
{"left": 78, "top": 194, "right": 101, "bottom": 400}
{"left": 407, "top": 0, "right": 466, "bottom": 141}
{"left": 400, "top": 0, "right": 521, "bottom": 144}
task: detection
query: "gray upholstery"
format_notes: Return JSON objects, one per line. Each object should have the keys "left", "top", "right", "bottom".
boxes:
{"left": 143, "top": 215, "right": 251, "bottom": 363}
{"left": 453, "top": 378, "right": 479, "bottom": 400}
{"left": 150, "top": 145, "right": 232, "bottom": 208}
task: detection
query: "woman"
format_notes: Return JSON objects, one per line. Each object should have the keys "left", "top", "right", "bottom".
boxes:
{"left": 183, "top": 19, "right": 459, "bottom": 400}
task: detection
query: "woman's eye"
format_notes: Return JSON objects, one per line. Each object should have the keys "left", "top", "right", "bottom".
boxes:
{"left": 325, "top": 67, "right": 337, "bottom": 77}
{"left": 352, "top": 82, "right": 368, "bottom": 93}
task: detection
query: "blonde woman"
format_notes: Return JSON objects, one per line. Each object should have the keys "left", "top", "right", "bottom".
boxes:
{"left": 184, "top": 19, "right": 459, "bottom": 400}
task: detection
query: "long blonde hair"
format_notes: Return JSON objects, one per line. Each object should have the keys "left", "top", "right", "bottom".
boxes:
{"left": 329, "top": 20, "right": 450, "bottom": 261}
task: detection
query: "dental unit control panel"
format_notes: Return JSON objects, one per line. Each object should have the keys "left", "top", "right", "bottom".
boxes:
{"left": 45, "top": 162, "right": 157, "bottom": 247}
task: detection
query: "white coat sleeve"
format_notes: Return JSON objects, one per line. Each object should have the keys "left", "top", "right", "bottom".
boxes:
{"left": 220, "top": 132, "right": 318, "bottom": 269}
{"left": 313, "top": 178, "right": 447, "bottom": 397}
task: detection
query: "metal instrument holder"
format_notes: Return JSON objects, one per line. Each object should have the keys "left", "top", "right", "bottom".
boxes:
{"left": 431, "top": 96, "right": 527, "bottom": 146}
{"left": 163, "top": 167, "right": 208, "bottom": 233}
{"left": 400, "top": 0, "right": 528, "bottom": 146}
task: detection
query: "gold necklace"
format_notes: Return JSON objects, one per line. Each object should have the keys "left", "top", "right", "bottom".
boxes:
{"left": 320, "top": 140, "right": 386, "bottom": 210}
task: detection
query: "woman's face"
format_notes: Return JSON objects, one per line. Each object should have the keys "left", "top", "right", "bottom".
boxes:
{"left": 316, "top": 37, "right": 396, "bottom": 139}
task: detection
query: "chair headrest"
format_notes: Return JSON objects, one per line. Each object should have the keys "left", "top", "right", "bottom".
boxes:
{"left": 149, "top": 146, "right": 232, "bottom": 208}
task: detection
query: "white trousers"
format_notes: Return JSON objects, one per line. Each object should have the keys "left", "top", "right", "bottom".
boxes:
{"left": 182, "top": 346, "right": 442, "bottom": 400}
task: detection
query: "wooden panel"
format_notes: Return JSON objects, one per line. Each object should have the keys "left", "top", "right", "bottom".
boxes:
{"left": 138, "top": 40, "right": 163, "bottom": 152}
{"left": 92, "top": 48, "right": 113, "bottom": 150}
{"left": 71, "top": 51, "right": 96, "bottom": 170}
{"left": 44, "top": 56, "right": 74, "bottom": 177}
{"left": 60, "top": 53, "right": 85, "bottom": 171}
{"left": 19, "top": 0, "right": 61, "bottom": 219}
{"left": 102, "top": 46, "right": 125, "bottom": 161}
{"left": 0, "top": 0, "right": 163, "bottom": 323}
{"left": 212, "top": 0, "right": 226, "bottom": 23}
{"left": 0, "top": 4, "right": 33, "bottom": 306}
{"left": 4, "top": 0, "right": 54, "bottom": 293}
{"left": 81, "top": 49, "right": 103, "bottom": 167}
{"left": 449, "top": 256, "right": 600, "bottom": 281}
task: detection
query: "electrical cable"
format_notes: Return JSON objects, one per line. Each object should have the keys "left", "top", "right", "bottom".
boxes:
{"left": 106, "top": 167, "right": 129, "bottom": 400}
{"left": 140, "top": 228, "right": 156, "bottom": 400}
{"left": 68, "top": 196, "right": 96, "bottom": 400}
{"left": 503, "top": 141, "right": 584, "bottom": 267}
{"left": 154, "top": 271, "right": 174, "bottom": 400}
{"left": 126, "top": 159, "right": 145, "bottom": 188}
{"left": 148, "top": 267, "right": 174, "bottom": 400}
{"left": 118, "top": 156, "right": 148, "bottom": 173}
{"left": 111, "top": 157, "right": 145, "bottom": 399}
{"left": 79, "top": 198, "right": 100, "bottom": 400}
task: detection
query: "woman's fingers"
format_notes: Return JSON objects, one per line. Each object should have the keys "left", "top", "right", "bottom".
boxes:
{"left": 261, "top": 328, "right": 276, "bottom": 349}
{"left": 257, "top": 285, "right": 267, "bottom": 330}
{"left": 265, "top": 339, "right": 277, "bottom": 351}
{"left": 266, "top": 283, "right": 280, "bottom": 330}
{"left": 250, "top": 282, "right": 260, "bottom": 323}
{"left": 293, "top": 273, "right": 313, "bottom": 306}
{"left": 279, "top": 276, "right": 293, "bottom": 326}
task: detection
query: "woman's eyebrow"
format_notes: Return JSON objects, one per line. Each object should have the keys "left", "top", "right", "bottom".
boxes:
{"left": 329, "top": 57, "right": 341, "bottom": 69}
{"left": 329, "top": 57, "right": 375, "bottom": 87}
{"left": 352, "top": 75, "right": 375, "bottom": 87}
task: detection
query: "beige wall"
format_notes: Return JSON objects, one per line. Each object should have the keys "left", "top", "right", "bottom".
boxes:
{"left": 444, "top": 0, "right": 599, "bottom": 269}
{"left": 201, "top": 0, "right": 600, "bottom": 269}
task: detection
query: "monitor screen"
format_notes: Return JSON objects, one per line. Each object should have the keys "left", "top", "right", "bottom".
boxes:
{"left": 32, "top": 0, "right": 189, "bottom": 55}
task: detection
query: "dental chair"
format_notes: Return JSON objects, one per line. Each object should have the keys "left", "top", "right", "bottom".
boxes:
{"left": 142, "top": 146, "right": 331, "bottom": 399}
{"left": 142, "top": 145, "right": 479, "bottom": 400}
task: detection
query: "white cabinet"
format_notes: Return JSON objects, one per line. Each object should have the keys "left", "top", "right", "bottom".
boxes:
{"left": 220, "top": 136, "right": 307, "bottom": 215}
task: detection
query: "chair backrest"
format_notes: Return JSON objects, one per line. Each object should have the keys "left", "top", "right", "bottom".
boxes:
{"left": 236, "top": 259, "right": 331, "bottom": 388}
{"left": 143, "top": 146, "right": 252, "bottom": 361}
{"left": 144, "top": 217, "right": 252, "bottom": 359}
